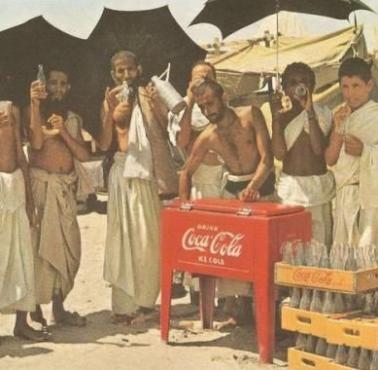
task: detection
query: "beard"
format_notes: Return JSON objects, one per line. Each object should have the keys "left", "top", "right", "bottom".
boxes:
{"left": 40, "top": 97, "right": 70, "bottom": 123}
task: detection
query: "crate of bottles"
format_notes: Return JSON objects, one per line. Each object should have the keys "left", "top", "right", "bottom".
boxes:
{"left": 281, "top": 304, "right": 343, "bottom": 338}
{"left": 288, "top": 348, "right": 350, "bottom": 369}
{"left": 275, "top": 263, "right": 378, "bottom": 294}
{"left": 327, "top": 313, "right": 378, "bottom": 351}
{"left": 282, "top": 305, "right": 378, "bottom": 351}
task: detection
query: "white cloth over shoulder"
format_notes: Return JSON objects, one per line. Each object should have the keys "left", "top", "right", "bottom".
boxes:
{"left": 333, "top": 100, "right": 378, "bottom": 208}
{"left": 123, "top": 104, "right": 154, "bottom": 180}
{"left": 284, "top": 103, "right": 332, "bottom": 150}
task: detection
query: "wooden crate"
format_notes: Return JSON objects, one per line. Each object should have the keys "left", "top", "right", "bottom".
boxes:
{"left": 282, "top": 305, "right": 378, "bottom": 350}
{"left": 275, "top": 262, "right": 378, "bottom": 293}
{"left": 288, "top": 348, "right": 352, "bottom": 370}
{"left": 327, "top": 314, "right": 378, "bottom": 351}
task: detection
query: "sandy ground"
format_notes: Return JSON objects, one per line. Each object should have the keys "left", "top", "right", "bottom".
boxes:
{"left": 0, "top": 202, "right": 292, "bottom": 370}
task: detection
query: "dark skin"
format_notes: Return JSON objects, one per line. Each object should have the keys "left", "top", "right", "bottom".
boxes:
{"left": 98, "top": 56, "right": 168, "bottom": 154}
{"left": 179, "top": 87, "right": 273, "bottom": 201}
{"left": 271, "top": 71, "right": 328, "bottom": 176}
{"left": 28, "top": 70, "right": 89, "bottom": 328}
{"left": 0, "top": 103, "right": 47, "bottom": 341}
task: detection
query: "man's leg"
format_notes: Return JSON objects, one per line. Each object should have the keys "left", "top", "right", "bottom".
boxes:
{"left": 14, "top": 311, "right": 48, "bottom": 341}
{"left": 52, "top": 290, "right": 86, "bottom": 327}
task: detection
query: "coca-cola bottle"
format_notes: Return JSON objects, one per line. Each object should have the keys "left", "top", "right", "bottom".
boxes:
{"left": 335, "top": 344, "right": 348, "bottom": 365}
{"left": 37, "top": 64, "right": 46, "bottom": 85}
{"left": 347, "top": 346, "right": 360, "bottom": 368}
{"left": 371, "top": 351, "right": 378, "bottom": 370}
{"left": 314, "top": 337, "right": 327, "bottom": 356}
{"left": 358, "top": 348, "right": 371, "bottom": 370}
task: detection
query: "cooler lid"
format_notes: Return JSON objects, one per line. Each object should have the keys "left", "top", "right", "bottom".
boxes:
{"left": 165, "top": 198, "right": 304, "bottom": 216}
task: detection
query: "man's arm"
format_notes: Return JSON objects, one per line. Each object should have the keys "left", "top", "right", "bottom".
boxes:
{"left": 29, "top": 80, "right": 47, "bottom": 150}
{"left": 179, "top": 132, "right": 210, "bottom": 201}
{"left": 14, "top": 107, "right": 36, "bottom": 226}
{"left": 98, "top": 85, "right": 124, "bottom": 151}
{"left": 307, "top": 107, "right": 328, "bottom": 156}
{"left": 241, "top": 106, "right": 274, "bottom": 201}
{"left": 50, "top": 114, "right": 90, "bottom": 162}
{"left": 270, "top": 93, "right": 288, "bottom": 160}
{"left": 325, "top": 105, "right": 351, "bottom": 166}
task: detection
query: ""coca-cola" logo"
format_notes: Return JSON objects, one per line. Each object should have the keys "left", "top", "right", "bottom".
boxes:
{"left": 181, "top": 227, "right": 244, "bottom": 258}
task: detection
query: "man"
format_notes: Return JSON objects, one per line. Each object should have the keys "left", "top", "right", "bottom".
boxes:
{"left": 169, "top": 61, "right": 225, "bottom": 303}
{"left": 29, "top": 65, "right": 90, "bottom": 326}
{"left": 98, "top": 50, "right": 177, "bottom": 324}
{"left": 271, "top": 62, "right": 335, "bottom": 246}
{"left": 0, "top": 89, "right": 47, "bottom": 340}
{"left": 179, "top": 78, "right": 275, "bottom": 325}
{"left": 326, "top": 57, "right": 378, "bottom": 249}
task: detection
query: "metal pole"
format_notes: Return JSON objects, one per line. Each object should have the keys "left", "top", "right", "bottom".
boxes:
{"left": 276, "top": 0, "right": 280, "bottom": 90}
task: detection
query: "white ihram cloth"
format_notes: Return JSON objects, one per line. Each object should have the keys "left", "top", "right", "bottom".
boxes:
{"left": 184, "top": 162, "right": 224, "bottom": 291}
{"left": 191, "top": 163, "right": 224, "bottom": 200}
{"left": 333, "top": 100, "right": 378, "bottom": 248}
{"left": 123, "top": 104, "right": 154, "bottom": 181}
{"left": 277, "top": 171, "right": 335, "bottom": 246}
{"left": 104, "top": 152, "right": 161, "bottom": 315}
{"left": 278, "top": 103, "right": 335, "bottom": 246}
{"left": 284, "top": 103, "right": 333, "bottom": 151}
{"left": 0, "top": 169, "right": 35, "bottom": 313}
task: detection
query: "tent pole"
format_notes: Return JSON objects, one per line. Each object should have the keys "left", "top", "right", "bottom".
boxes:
{"left": 276, "top": 0, "right": 280, "bottom": 90}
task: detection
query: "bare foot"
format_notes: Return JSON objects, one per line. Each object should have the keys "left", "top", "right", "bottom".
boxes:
{"left": 112, "top": 314, "right": 134, "bottom": 325}
{"left": 14, "top": 324, "right": 51, "bottom": 341}
{"left": 214, "top": 317, "right": 237, "bottom": 331}
{"left": 130, "top": 308, "right": 159, "bottom": 325}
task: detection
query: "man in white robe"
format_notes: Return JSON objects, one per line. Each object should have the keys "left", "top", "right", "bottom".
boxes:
{"left": 99, "top": 50, "right": 177, "bottom": 324}
{"left": 326, "top": 57, "right": 378, "bottom": 252}
{"left": 271, "top": 62, "right": 335, "bottom": 247}
{"left": 0, "top": 97, "right": 46, "bottom": 341}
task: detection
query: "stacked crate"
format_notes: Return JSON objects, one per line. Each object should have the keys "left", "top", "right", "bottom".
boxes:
{"left": 275, "top": 256, "right": 378, "bottom": 369}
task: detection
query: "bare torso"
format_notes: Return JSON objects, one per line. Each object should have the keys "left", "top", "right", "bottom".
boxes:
{"left": 208, "top": 108, "right": 260, "bottom": 175}
{"left": 29, "top": 135, "right": 74, "bottom": 174}
{"left": 115, "top": 126, "right": 128, "bottom": 153}
{"left": 280, "top": 109, "right": 327, "bottom": 176}
{"left": 0, "top": 120, "right": 18, "bottom": 173}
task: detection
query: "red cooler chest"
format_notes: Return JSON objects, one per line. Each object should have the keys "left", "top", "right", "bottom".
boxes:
{"left": 160, "top": 198, "right": 311, "bottom": 363}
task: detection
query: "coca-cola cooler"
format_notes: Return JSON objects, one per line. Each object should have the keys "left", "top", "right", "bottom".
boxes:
{"left": 160, "top": 198, "right": 311, "bottom": 363}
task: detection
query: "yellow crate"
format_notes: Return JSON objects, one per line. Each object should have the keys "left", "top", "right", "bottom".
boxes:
{"left": 281, "top": 305, "right": 329, "bottom": 337}
{"left": 288, "top": 348, "right": 352, "bottom": 370}
{"left": 282, "top": 306, "right": 378, "bottom": 351}
{"left": 327, "top": 314, "right": 378, "bottom": 351}
{"left": 275, "top": 262, "right": 378, "bottom": 293}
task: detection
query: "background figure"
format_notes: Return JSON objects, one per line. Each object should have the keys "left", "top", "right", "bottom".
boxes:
{"left": 0, "top": 76, "right": 46, "bottom": 340}
{"left": 326, "top": 57, "right": 378, "bottom": 251}
{"left": 271, "top": 62, "right": 335, "bottom": 247}
{"left": 169, "top": 61, "right": 225, "bottom": 303}
{"left": 28, "top": 65, "right": 90, "bottom": 327}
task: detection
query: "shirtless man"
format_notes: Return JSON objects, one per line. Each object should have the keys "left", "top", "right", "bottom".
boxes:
{"left": 99, "top": 50, "right": 177, "bottom": 324}
{"left": 0, "top": 91, "right": 46, "bottom": 340}
{"left": 29, "top": 66, "right": 89, "bottom": 327}
{"left": 170, "top": 61, "right": 225, "bottom": 301}
{"left": 179, "top": 78, "right": 275, "bottom": 325}
{"left": 271, "top": 62, "right": 335, "bottom": 246}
